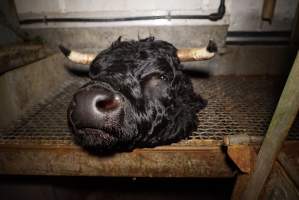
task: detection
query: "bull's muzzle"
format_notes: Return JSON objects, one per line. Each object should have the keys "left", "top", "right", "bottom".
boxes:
{"left": 69, "top": 85, "right": 122, "bottom": 129}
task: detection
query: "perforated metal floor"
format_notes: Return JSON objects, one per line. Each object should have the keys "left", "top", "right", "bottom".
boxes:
{"left": 0, "top": 76, "right": 298, "bottom": 145}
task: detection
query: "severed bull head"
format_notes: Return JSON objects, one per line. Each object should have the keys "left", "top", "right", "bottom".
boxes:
{"left": 60, "top": 37, "right": 216, "bottom": 153}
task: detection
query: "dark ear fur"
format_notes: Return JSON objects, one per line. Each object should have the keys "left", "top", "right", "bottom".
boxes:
{"left": 165, "top": 70, "right": 206, "bottom": 139}
{"left": 111, "top": 36, "right": 122, "bottom": 48}
{"left": 174, "top": 70, "right": 207, "bottom": 112}
{"left": 139, "top": 36, "right": 155, "bottom": 42}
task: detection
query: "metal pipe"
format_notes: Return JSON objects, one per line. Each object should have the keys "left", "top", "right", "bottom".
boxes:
{"left": 262, "top": 0, "right": 277, "bottom": 23}
{"left": 242, "top": 51, "right": 299, "bottom": 199}
{"left": 19, "top": 0, "right": 225, "bottom": 25}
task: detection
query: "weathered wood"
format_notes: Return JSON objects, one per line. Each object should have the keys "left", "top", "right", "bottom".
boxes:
{"left": 278, "top": 142, "right": 299, "bottom": 188}
{"left": 233, "top": 161, "right": 299, "bottom": 200}
{"left": 231, "top": 174, "right": 250, "bottom": 200}
{"left": 224, "top": 135, "right": 263, "bottom": 146}
{"left": 242, "top": 52, "right": 299, "bottom": 199}
{"left": 0, "top": 143, "right": 234, "bottom": 177}
{"left": 262, "top": 0, "right": 277, "bottom": 23}
{"left": 260, "top": 162, "right": 299, "bottom": 200}
{"left": 227, "top": 145, "right": 255, "bottom": 173}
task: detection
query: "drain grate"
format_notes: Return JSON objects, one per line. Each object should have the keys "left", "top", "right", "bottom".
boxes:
{"left": 0, "top": 76, "right": 298, "bottom": 145}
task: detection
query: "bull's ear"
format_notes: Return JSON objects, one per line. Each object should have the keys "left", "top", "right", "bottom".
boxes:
{"left": 59, "top": 45, "right": 96, "bottom": 65}
{"left": 116, "top": 36, "right": 122, "bottom": 42}
{"left": 111, "top": 36, "right": 122, "bottom": 47}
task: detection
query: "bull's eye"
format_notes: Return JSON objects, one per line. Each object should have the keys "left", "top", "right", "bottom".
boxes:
{"left": 141, "top": 73, "right": 168, "bottom": 83}
{"left": 159, "top": 74, "right": 167, "bottom": 81}
{"left": 141, "top": 73, "right": 164, "bottom": 86}
{"left": 142, "top": 73, "right": 169, "bottom": 98}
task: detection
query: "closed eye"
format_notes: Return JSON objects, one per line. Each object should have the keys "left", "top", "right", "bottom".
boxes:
{"left": 140, "top": 72, "right": 170, "bottom": 84}
{"left": 141, "top": 72, "right": 170, "bottom": 99}
{"left": 141, "top": 72, "right": 161, "bottom": 84}
{"left": 141, "top": 72, "right": 170, "bottom": 98}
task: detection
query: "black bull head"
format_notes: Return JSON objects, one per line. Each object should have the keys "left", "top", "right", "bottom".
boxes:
{"left": 60, "top": 37, "right": 217, "bottom": 152}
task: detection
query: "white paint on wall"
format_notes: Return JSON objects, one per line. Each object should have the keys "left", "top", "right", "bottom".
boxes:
{"left": 14, "top": 0, "right": 298, "bottom": 31}
{"left": 230, "top": 0, "right": 298, "bottom": 31}
{"left": 15, "top": 0, "right": 62, "bottom": 13}
{"left": 15, "top": 0, "right": 221, "bottom": 13}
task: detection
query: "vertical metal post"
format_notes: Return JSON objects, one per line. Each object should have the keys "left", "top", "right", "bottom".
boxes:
{"left": 242, "top": 52, "right": 299, "bottom": 199}
{"left": 262, "top": 0, "right": 277, "bottom": 23}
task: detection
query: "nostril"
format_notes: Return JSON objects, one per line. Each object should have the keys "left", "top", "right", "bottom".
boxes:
{"left": 95, "top": 95, "right": 121, "bottom": 111}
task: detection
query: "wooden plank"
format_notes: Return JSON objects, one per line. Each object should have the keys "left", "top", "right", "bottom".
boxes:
{"left": 231, "top": 174, "right": 250, "bottom": 200}
{"left": 278, "top": 142, "right": 299, "bottom": 188}
{"left": 242, "top": 52, "right": 299, "bottom": 199}
{"left": 260, "top": 162, "right": 299, "bottom": 200}
{"left": 0, "top": 143, "right": 234, "bottom": 177}
{"left": 231, "top": 141, "right": 299, "bottom": 199}
{"left": 224, "top": 135, "right": 263, "bottom": 146}
{"left": 227, "top": 145, "right": 255, "bottom": 174}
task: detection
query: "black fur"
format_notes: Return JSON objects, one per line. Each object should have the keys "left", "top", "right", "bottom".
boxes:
{"left": 68, "top": 37, "right": 206, "bottom": 152}
{"left": 59, "top": 45, "right": 71, "bottom": 57}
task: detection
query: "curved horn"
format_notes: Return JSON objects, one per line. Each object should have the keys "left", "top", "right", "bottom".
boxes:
{"left": 59, "top": 45, "right": 96, "bottom": 65}
{"left": 59, "top": 40, "right": 217, "bottom": 65}
{"left": 177, "top": 40, "right": 217, "bottom": 62}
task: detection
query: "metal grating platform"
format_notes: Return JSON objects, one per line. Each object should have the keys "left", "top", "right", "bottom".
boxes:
{"left": 0, "top": 76, "right": 298, "bottom": 145}
{"left": 193, "top": 76, "right": 299, "bottom": 140}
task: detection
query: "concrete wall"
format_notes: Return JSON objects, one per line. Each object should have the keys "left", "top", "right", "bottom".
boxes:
{"left": 14, "top": 0, "right": 230, "bottom": 51}
{"left": 0, "top": 0, "right": 22, "bottom": 46}
{"left": 14, "top": 0, "right": 298, "bottom": 31}
{"left": 230, "top": 0, "right": 298, "bottom": 31}
{"left": 14, "top": 0, "right": 223, "bottom": 14}
{"left": 23, "top": 25, "right": 228, "bottom": 49}
{"left": 0, "top": 53, "right": 71, "bottom": 129}
{"left": 0, "top": 26, "right": 21, "bottom": 46}
{"left": 184, "top": 45, "right": 295, "bottom": 76}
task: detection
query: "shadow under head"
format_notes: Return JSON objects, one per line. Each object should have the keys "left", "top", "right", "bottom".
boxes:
{"left": 60, "top": 37, "right": 216, "bottom": 153}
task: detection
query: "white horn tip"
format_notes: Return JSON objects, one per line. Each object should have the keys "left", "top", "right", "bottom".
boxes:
{"left": 207, "top": 40, "right": 218, "bottom": 53}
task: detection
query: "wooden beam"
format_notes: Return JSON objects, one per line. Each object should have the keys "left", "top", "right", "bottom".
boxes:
{"left": 231, "top": 174, "right": 250, "bottom": 200}
{"left": 242, "top": 52, "right": 299, "bottom": 199}
{"left": 0, "top": 142, "right": 234, "bottom": 177}
{"left": 260, "top": 162, "right": 299, "bottom": 199}
{"left": 277, "top": 148, "right": 299, "bottom": 188}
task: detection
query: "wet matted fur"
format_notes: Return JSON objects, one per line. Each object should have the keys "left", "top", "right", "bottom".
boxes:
{"left": 68, "top": 37, "right": 206, "bottom": 152}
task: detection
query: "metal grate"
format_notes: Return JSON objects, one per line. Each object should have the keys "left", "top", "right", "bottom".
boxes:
{"left": 0, "top": 76, "right": 298, "bottom": 145}
{"left": 0, "top": 78, "right": 87, "bottom": 145}
{"left": 192, "top": 76, "right": 299, "bottom": 140}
